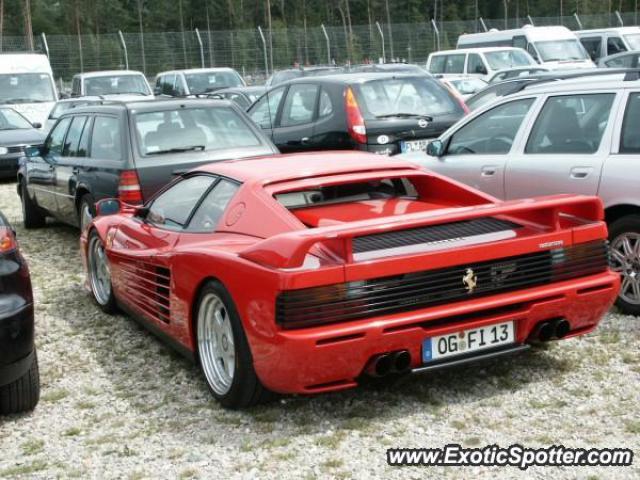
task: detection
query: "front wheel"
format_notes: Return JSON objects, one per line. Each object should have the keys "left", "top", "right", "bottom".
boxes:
{"left": 195, "top": 281, "right": 272, "bottom": 409}
{"left": 87, "top": 230, "right": 117, "bottom": 313}
{"left": 609, "top": 214, "right": 640, "bottom": 316}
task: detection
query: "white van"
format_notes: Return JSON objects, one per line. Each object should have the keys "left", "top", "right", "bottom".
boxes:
{"left": 426, "top": 47, "right": 536, "bottom": 81}
{"left": 0, "top": 53, "right": 57, "bottom": 127}
{"left": 576, "top": 27, "right": 640, "bottom": 62}
{"left": 457, "top": 26, "right": 594, "bottom": 70}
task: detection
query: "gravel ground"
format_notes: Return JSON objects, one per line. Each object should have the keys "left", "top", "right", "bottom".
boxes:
{"left": 0, "top": 180, "right": 638, "bottom": 480}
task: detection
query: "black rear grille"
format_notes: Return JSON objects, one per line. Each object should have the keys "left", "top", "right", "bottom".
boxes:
{"left": 276, "top": 240, "right": 609, "bottom": 329}
{"left": 352, "top": 217, "right": 520, "bottom": 253}
{"left": 6, "top": 146, "right": 25, "bottom": 154}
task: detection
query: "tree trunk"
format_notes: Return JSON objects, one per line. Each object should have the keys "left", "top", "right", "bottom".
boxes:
{"left": 138, "top": 0, "right": 146, "bottom": 74}
{"left": 23, "top": 0, "right": 34, "bottom": 51}
{"left": 0, "top": 0, "right": 4, "bottom": 52}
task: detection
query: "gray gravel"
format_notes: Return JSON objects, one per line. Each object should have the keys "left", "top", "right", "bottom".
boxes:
{"left": 0, "top": 181, "right": 638, "bottom": 480}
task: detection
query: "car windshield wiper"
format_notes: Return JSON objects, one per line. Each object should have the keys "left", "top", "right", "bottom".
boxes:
{"left": 375, "top": 113, "right": 434, "bottom": 121}
{"left": 148, "top": 145, "right": 206, "bottom": 155}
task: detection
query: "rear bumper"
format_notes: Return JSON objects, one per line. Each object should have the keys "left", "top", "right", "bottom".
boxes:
{"left": 0, "top": 153, "right": 22, "bottom": 178}
{"left": 252, "top": 271, "right": 619, "bottom": 394}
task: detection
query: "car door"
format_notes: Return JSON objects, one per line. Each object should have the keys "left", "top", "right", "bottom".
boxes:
{"left": 505, "top": 92, "right": 619, "bottom": 200}
{"left": 415, "top": 97, "right": 537, "bottom": 199}
{"left": 28, "top": 116, "right": 71, "bottom": 214}
{"left": 272, "top": 83, "right": 319, "bottom": 152}
{"left": 87, "top": 115, "right": 125, "bottom": 203}
{"left": 109, "top": 175, "right": 217, "bottom": 332}
{"left": 54, "top": 115, "right": 89, "bottom": 224}
{"left": 247, "top": 86, "right": 286, "bottom": 140}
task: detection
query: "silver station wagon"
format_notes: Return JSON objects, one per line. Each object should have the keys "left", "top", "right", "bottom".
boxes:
{"left": 402, "top": 71, "right": 640, "bottom": 315}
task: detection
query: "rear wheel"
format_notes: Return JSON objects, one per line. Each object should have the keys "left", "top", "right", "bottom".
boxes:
{"left": 0, "top": 350, "right": 40, "bottom": 414}
{"left": 78, "top": 194, "right": 95, "bottom": 232}
{"left": 87, "top": 230, "right": 117, "bottom": 313}
{"left": 609, "top": 215, "right": 640, "bottom": 316}
{"left": 20, "top": 180, "right": 45, "bottom": 229}
{"left": 195, "top": 281, "right": 272, "bottom": 409}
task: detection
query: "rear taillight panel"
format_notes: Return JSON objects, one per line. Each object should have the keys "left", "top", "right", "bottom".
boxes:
{"left": 0, "top": 226, "right": 17, "bottom": 254}
{"left": 118, "top": 170, "right": 143, "bottom": 205}
{"left": 345, "top": 87, "right": 367, "bottom": 144}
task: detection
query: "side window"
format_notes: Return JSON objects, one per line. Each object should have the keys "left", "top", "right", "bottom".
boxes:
{"left": 62, "top": 116, "right": 88, "bottom": 157}
{"left": 444, "top": 54, "right": 465, "bottom": 74}
{"left": 162, "top": 74, "right": 176, "bottom": 95}
{"left": 318, "top": 89, "right": 333, "bottom": 118}
{"left": 72, "top": 77, "right": 81, "bottom": 95}
{"left": 447, "top": 98, "right": 534, "bottom": 155}
{"left": 249, "top": 87, "right": 285, "bottom": 128}
{"left": 226, "top": 93, "right": 250, "bottom": 109}
{"left": 147, "top": 176, "right": 215, "bottom": 230}
{"left": 606, "top": 54, "right": 638, "bottom": 68}
{"left": 77, "top": 117, "right": 93, "bottom": 157}
{"left": 90, "top": 116, "right": 122, "bottom": 161}
{"left": 280, "top": 84, "right": 319, "bottom": 127}
{"left": 187, "top": 179, "right": 239, "bottom": 232}
{"left": 607, "top": 36, "right": 627, "bottom": 55}
{"left": 429, "top": 55, "right": 446, "bottom": 74}
{"left": 580, "top": 37, "right": 602, "bottom": 61}
{"left": 620, "top": 92, "right": 640, "bottom": 153}
{"left": 174, "top": 75, "right": 186, "bottom": 96}
{"left": 467, "top": 54, "right": 487, "bottom": 75}
{"left": 525, "top": 94, "right": 615, "bottom": 154}
{"left": 512, "top": 36, "right": 527, "bottom": 49}
{"left": 527, "top": 43, "right": 539, "bottom": 62}
{"left": 45, "top": 117, "right": 72, "bottom": 157}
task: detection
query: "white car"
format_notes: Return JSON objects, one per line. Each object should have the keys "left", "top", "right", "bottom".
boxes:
{"left": 71, "top": 70, "right": 154, "bottom": 99}
{"left": 427, "top": 47, "right": 536, "bottom": 81}
{"left": 439, "top": 76, "right": 488, "bottom": 100}
{"left": 154, "top": 68, "right": 245, "bottom": 96}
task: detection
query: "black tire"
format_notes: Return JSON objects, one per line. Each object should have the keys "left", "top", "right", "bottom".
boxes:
{"left": 20, "top": 180, "right": 46, "bottom": 229}
{"left": 78, "top": 193, "right": 96, "bottom": 231}
{"left": 608, "top": 214, "right": 640, "bottom": 316}
{"left": 0, "top": 350, "right": 40, "bottom": 415}
{"left": 195, "top": 280, "right": 274, "bottom": 409}
{"left": 87, "top": 230, "right": 118, "bottom": 314}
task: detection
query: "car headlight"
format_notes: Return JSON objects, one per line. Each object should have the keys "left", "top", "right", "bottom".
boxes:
{"left": 0, "top": 147, "right": 8, "bottom": 155}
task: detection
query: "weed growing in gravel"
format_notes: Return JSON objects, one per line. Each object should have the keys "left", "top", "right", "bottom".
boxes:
{"left": 625, "top": 419, "right": 640, "bottom": 434}
{"left": 20, "top": 439, "right": 45, "bottom": 455}
{"left": 41, "top": 388, "right": 69, "bottom": 403}
{"left": 0, "top": 460, "right": 48, "bottom": 477}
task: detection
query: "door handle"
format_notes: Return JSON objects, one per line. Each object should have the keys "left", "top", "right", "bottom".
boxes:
{"left": 300, "top": 137, "right": 310, "bottom": 145}
{"left": 481, "top": 166, "right": 498, "bottom": 177}
{"left": 570, "top": 167, "right": 592, "bottom": 179}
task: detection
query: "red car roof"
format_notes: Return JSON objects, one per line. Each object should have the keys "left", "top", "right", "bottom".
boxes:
{"left": 195, "top": 151, "right": 419, "bottom": 184}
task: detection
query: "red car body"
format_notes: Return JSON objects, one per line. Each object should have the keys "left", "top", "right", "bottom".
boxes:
{"left": 81, "top": 152, "right": 619, "bottom": 396}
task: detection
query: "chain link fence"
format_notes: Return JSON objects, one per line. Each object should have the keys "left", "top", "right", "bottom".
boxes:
{"left": 2, "top": 11, "right": 639, "bottom": 84}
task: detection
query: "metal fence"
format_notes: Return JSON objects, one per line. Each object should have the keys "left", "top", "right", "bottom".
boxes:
{"left": 3, "top": 11, "right": 640, "bottom": 83}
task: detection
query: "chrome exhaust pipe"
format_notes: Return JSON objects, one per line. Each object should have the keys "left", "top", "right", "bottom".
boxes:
{"left": 365, "top": 353, "right": 394, "bottom": 377}
{"left": 392, "top": 350, "right": 411, "bottom": 373}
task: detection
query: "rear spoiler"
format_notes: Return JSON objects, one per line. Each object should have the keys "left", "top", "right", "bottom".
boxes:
{"left": 239, "top": 195, "right": 604, "bottom": 269}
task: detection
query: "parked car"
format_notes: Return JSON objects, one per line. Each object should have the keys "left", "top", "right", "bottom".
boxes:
{"left": 210, "top": 86, "right": 268, "bottom": 109}
{"left": 598, "top": 51, "right": 640, "bottom": 68}
{"left": 247, "top": 72, "right": 466, "bottom": 155}
{"left": 457, "top": 26, "right": 595, "bottom": 70}
{"left": 17, "top": 99, "right": 278, "bottom": 230}
{"left": 265, "top": 66, "right": 344, "bottom": 87}
{"left": 154, "top": 68, "right": 245, "bottom": 96}
{"left": 347, "top": 63, "right": 428, "bottom": 75}
{"left": 71, "top": 70, "right": 153, "bottom": 99}
{"left": 427, "top": 47, "right": 537, "bottom": 81}
{"left": 81, "top": 151, "right": 617, "bottom": 408}
{"left": 438, "top": 76, "right": 488, "bottom": 100}
{"left": 45, "top": 97, "right": 102, "bottom": 132}
{"left": 0, "top": 108, "right": 46, "bottom": 179}
{"left": 0, "top": 53, "right": 58, "bottom": 126}
{"left": 487, "top": 66, "right": 550, "bottom": 83}
{"left": 0, "top": 211, "right": 39, "bottom": 414}
{"left": 577, "top": 27, "right": 640, "bottom": 62}
{"left": 401, "top": 73, "right": 640, "bottom": 314}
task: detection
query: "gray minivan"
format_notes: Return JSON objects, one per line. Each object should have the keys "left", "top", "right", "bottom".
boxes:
{"left": 17, "top": 99, "right": 278, "bottom": 231}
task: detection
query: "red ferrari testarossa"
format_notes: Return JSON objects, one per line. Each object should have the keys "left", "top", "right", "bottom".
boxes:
{"left": 81, "top": 152, "right": 618, "bottom": 408}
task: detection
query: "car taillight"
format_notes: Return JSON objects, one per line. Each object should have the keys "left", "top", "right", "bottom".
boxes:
{"left": 118, "top": 170, "right": 143, "bottom": 205}
{"left": 0, "top": 227, "right": 17, "bottom": 254}
{"left": 345, "top": 87, "right": 367, "bottom": 144}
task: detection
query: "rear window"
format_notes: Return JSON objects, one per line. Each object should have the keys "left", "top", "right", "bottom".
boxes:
{"left": 184, "top": 71, "right": 244, "bottom": 94}
{"left": 134, "top": 106, "right": 263, "bottom": 156}
{"left": 355, "top": 77, "right": 462, "bottom": 119}
{"left": 84, "top": 75, "right": 150, "bottom": 96}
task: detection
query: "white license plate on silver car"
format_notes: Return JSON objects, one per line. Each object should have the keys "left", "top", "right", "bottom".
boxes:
{"left": 422, "top": 321, "right": 515, "bottom": 363}
{"left": 401, "top": 139, "right": 431, "bottom": 153}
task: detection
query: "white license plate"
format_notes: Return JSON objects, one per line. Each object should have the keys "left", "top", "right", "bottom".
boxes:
{"left": 401, "top": 139, "right": 431, "bottom": 153}
{"left": 422, "top": 321, "right": 515, "bottom": 363}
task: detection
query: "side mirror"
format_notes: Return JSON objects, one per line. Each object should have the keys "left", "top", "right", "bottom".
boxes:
{"left": 426, "top": 139, "right": 445, "bottom": 157}
{"left": 31, "top": 122, "right": 42, "bottom": 129}
{"left": 95, "top": 198, "right": 121, "bottom": 217}
{"left": 24, "top": 145, "right": 41, "bottom": 158}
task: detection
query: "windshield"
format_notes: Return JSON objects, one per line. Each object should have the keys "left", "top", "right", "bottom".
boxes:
{"left": 184, "top": 71, "right": 244, "bottom": 94}
{"left": 449, "top": 78, "right": 487, "bottom": 95}
{"left": 0, "top": 73, "right": 55, "bottom": 104}
{"left": 624, "top": 33, "right": 640, "bottom": 50}
{"left": 134, "top": 106, "right": 263, "bottom": 156}
{"left": 0, "top": 108, "right": 33, "bottom": 129}
{"left": 484, "top": 50, "right": 535, "bottom": 70}
{"left": 534, "top": 40, "right": 589, "bottom": 62}
{"left": 84, "top": 75, "right": 151, "bottom": 96}
{"left": 356, "top": 77, "right": 462, "bottom": 119}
